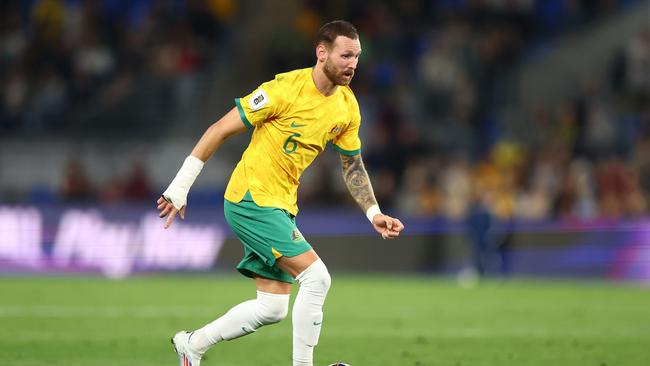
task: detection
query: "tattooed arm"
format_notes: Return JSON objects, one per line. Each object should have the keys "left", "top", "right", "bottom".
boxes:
{"left": 340, "top": 153, "right": 378, "bottom": 213}
{"left": 340, "top": 153, "right": 404, "bottom": 239}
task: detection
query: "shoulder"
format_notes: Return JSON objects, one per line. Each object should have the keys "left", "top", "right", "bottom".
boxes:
{"left": 271, "top": 68, "right": 310, "bottom": 87}
{"left": 340, "top": 86, "right": 360, "bottom": 114}
{"left": 260, "top": 68, "right": 310, "bottom": 102}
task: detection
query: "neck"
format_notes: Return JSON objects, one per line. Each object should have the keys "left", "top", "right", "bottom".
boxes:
{"left": 311, "top": 65, "right": 337, "bottom": 96}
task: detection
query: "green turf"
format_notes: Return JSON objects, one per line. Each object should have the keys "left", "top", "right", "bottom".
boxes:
{"left": 0, "top": 275, "right": 648, "bottom": 366}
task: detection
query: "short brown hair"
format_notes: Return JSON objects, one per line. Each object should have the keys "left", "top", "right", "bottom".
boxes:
{"left": 315, "top": 20, "right": 359, "bottom": 49}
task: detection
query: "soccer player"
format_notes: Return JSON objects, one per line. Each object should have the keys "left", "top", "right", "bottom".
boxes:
{"left": 157, "top": 20, "right": 404, "bottom": 366}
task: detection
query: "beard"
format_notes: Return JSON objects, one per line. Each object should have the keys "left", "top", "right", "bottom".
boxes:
{"left": 323, "top": 58, "right": 354, "bottom": 86}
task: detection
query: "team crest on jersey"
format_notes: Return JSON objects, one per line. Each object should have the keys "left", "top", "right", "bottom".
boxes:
{"left": 291, "top": 228, "right": 304, "bottom": 242}
{"left": 329, "top": 124, "right": 344, "bottom": 135}
{"left": 249, "top": 89, "right": 269, "bottom": 111}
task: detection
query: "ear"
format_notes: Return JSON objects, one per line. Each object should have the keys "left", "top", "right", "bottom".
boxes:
{"left": 316, "top": 43, "right": 328, "bottom": 63}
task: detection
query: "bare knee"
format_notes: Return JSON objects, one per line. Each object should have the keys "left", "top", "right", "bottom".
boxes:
{"left": 255, "top": 276, "right": 292, "bottom": 294}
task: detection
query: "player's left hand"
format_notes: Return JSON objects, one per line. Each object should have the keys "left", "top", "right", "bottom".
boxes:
{"left": 371, "top": 214, "right": 404, "bottom": 239}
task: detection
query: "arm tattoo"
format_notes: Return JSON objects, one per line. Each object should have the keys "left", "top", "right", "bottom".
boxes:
{"left": 340, "top": 154, "right": 378, "bottom": 212}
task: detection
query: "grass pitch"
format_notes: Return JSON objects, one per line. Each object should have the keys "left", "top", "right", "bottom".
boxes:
{"left": 0, "top": 275, "right": 648, "bottom": 366}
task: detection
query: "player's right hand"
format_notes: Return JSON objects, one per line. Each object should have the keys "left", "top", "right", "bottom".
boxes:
{"left": 157, "top": 196, "right": 186, "bottom": 229}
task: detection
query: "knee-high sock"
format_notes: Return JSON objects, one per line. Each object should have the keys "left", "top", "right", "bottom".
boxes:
{"left": 189, "top": 291, "right": 289, "bottom": 354}
{"left": 292, "top": 259, "right": 331, "bottom": 366}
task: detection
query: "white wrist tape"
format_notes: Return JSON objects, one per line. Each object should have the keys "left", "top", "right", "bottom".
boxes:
{"left": 162, "top": 155, "right": 204, "bottom": 210}
{"left": 365, "top": 204, "right": 382, "bottom": 223}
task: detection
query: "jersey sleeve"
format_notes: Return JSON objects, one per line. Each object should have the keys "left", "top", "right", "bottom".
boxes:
{"left": 234, "top": 78, "right": 285, "bottom": 128}
{"left": 332, "top": 98, "right": 362, "bottom": 156}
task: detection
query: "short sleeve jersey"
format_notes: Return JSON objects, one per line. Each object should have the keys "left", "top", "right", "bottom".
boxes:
{"left": 224, "top": 68, "right": 362, "bottom": 215}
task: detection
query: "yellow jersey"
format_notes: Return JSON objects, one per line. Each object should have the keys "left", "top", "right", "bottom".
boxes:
{"left": 224, "top": 67, "right": 362, "bottom": 215}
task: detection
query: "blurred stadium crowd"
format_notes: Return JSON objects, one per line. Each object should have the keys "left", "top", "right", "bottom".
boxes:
{"left": 0, "top": 0, "right": 234, "bottom": 135}
{"left": 1, "top": 0, "right": 649, "bottom": 222}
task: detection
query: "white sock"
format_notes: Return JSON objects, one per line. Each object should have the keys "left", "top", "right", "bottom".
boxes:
{"left": 292, "top": 259, "right": 331, "bottom": 366}
{"left": 189, "top": 291, "right": 289, "bottom": 354}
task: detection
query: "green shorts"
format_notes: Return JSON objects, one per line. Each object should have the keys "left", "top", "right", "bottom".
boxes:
{"left": 223, "top": 191, "right": 312, "bottom": 283}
